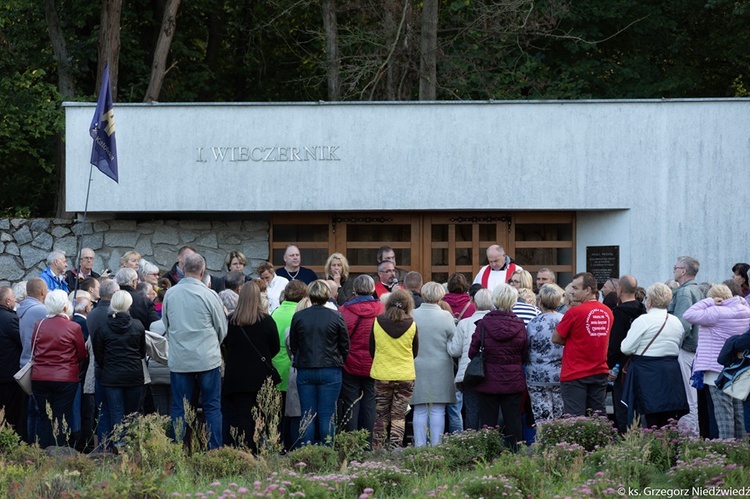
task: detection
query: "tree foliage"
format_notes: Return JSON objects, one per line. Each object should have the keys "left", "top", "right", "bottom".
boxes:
{"left": 1, "top": 0, "right": 749, "bottom": 215}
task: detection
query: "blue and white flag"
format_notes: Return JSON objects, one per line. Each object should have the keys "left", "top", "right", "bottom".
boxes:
{"left": 89, "top": 63, "right": 118, "bottom": 183}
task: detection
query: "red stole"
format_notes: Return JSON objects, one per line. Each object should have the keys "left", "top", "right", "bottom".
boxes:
{"left": 481, "top": 262, "right": 517, "bottom": 288}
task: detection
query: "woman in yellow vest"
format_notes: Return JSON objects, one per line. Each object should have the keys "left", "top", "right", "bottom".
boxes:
{"left": 369, "top": 289, "right": 419, "bottom": 451}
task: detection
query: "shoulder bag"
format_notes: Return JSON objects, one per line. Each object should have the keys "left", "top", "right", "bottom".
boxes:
{"left": 717, "top": 350, "right": 750, "bottom": 401}
{"left": 622, "top": 313, "right": 668, "bottom": 377}
{"left": 463, "top": 323, "right": 486, "bottom": 387}
{"left": 14, "top": 318, "right": 45, "bottom": 396}
{"left": 240, "top": 326, "right": 282, "bottom": 385}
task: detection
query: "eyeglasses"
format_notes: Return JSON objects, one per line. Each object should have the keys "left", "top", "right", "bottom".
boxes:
{"left": 380, "top": 269, "right": 396, "bottom": 274}
{"left": 673, "top": 266, "right": 685, "bottom": 271}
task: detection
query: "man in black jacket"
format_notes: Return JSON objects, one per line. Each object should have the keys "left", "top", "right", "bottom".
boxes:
{"left": 115, "top": 268, "right": 160, "bottom": 329}
{"left": 0, "top": 286, "right": 23, "bottom": 437}
{"left": 608, "top": 275, "right": 646, "bottom": 434}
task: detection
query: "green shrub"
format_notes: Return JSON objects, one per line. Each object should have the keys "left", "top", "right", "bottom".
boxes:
{"left": 435, "top": 428, "right": 508, "bottom": 468}
{"left": 457, "top": 473, "right": 524, "bottom": 498}
{"left": 284, "top": 444, "right": 339, "bottom": 473}
{"left": 333, "top": 429, "right": 370, "bottom": 463}
{"left": 119, "top": 413, "right": 184, "bottom": 476}
{"left": 189, "top": 446, "right": 262, "bottom": 479}
{"left": 667, "top": 451, "right": 746, "bottom": 489}
{"left": 587, "top": 435, "right": 657, "bottom": 488}
{"left": 347, "top": 460, "right": 418, "bottom": 495}
{"left": 536, "top": 413, "right": 617, "bottom": 452}
{"left": 537, "top": 441, "right": 586, "bottom": 482}
{"left": 487, "top": 452, "right": 552, "bottom": 497}
{"left": 400, "top": 446, "right": 449, "bottom": 474}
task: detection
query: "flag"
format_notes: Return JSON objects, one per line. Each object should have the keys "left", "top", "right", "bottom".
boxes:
{"left": 89, "top": 63, "right": 118, "bottom": 183}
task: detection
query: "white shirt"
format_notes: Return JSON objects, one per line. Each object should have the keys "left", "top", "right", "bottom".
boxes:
{"left": 472, "top": 263, "right": 523, "bottom": 292}
{"left": 267, "top": 274, "right": 289, "bottom": 313}
{"left": 620, "top": 308, "right": 684, "bottom": 357}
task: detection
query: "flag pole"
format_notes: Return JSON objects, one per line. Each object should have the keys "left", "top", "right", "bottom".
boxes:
{"left": 72, "top": 163, "right": 95, "bottom": 297}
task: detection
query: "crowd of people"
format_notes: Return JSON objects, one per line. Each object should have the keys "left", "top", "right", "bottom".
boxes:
{"left": 1, "top": 243, "right": 749, "bottom": 454}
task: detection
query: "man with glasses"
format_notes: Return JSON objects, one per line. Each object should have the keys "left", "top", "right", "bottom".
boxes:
{"left": 374, "top": 261, "right": 401, "bottom": 298}
{"left": 376, "top": 246, "right": 407, "bottom": 283}
{"left": 667, "top": 256, "right": 704, "bottom": 436}
{"left": 66, "top": 248, "right": 100, "bottom": 291}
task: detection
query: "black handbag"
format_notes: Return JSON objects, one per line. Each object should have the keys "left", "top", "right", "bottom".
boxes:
{"left": 463, "top": 323, "right": 486, "bottom": 387}
{"left": 240, "top": 327, "right": 282, "bottom": 385}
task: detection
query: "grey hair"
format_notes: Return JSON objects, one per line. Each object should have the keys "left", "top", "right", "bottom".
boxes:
{"left": 110, "top": 290, "right": 133, "bottom": 313}
{"left": 115, "top": 267, "right": 138, "bottom": 286}
{"left": 99, "top": 279, "right": 120, "bottom": 300}
{"left": 646, "top": 282, "right": 673, "bottom": 309}
{"left": 139, "top": 260, "right": 160, "bottom": 280}
{"left": 46, "top": 249, "right": 66, "bottom": 266}
{"left": 421, "top": 281, "right": 446, "bottom": 304}
{"left": 184, "top": 253, "right": 206, "bottom": 275}
{"left": 12, "top": 281, "right": 27, "bottom": 302}
{"left": 676, "top": 256, "right": 700, "bottom": 277}
{"left": 538, "top": 283, "right": 565, "bottom": 310}
{"left": 353, "top": 274, "right": 376, "bottom": 295}
{"left": 473, "top": 288, "right": 494, "bottom": 311}
{"left": 45, "top": 289, "right": 70, "bottom": 316}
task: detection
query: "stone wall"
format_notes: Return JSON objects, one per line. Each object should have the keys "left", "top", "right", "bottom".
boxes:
{"left": 0, "top": 218, "right": 270, "bottom": 285}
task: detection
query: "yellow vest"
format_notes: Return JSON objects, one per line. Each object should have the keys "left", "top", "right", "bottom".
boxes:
{"left": 369, "top": 318, "right": 417, "bottom": 381}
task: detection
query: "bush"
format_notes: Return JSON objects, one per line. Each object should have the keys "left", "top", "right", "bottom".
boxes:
{"left": 284, "top": 444, "right": 339, "bottom": 473}
{"left": 119, "top": 413, "right": 184, "bottom": 476}
{"left": 536, "top": 413, "right": 617, "bottom": 452}
{"left": 437, "top": 428, "right": 508, "bottom": 468}
{"left": 587, "top": 435, "right": 657, "bottom": 488}
{"left": 490, "top": 452, "right": 552, "bottom": 497}
{"left": 401, "top": 446, "right": 449, "bottom": 474}
{"left": 457, "top": 473, "right": 524, "bottom": 498}
{"left": 347, "top": 460, "right": 417, "bottom": 495}
{"left": 667, "top": 451, "right": 746, "bottom": 489}
{"left": 189, "top": 446, "right": 262, "bottom": 479}
{"left": 333, "top": 429, "right": 370, "bottom": 463}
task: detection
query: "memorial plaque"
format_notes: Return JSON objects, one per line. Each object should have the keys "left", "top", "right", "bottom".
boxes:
{"left": 586, "top": 246, "right": 620, "bottom": 286}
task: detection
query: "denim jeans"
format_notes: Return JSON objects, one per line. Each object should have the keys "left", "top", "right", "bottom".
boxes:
{"left": 104, "top": 385, "right": 143, "bottom": 441}
{"left": 339, "top": 371, "right": 375, "bottom": 440}
{"left": 296, "top": 367, "right": 342, "bottom": 445}
{"left": 447, "top": 390, "right": 464, "bottom": 433}
{"left": 171, "top": 368, "right": 223, "bottom": 450}
{"left": 31, "top": 380, "right": 78, "bottom": 448}
{"left": 462, "top": 385, "right": 480, "bottom": 430}
{"left": 94, "top": 378, "right": 111, "bottom": 447}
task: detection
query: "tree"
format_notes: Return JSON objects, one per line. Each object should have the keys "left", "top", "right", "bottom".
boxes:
{"left": 144, "top": 0, "right": 182, "bottom": 102}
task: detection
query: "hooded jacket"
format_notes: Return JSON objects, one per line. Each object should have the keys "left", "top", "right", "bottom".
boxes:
{"left": 443, "top": 293, "right": 476, "bottom": 322}
{"left": 93, "top": 311, "right": 146, "bottom": 387}
{"left": 340, "top": 295, "right": 384, "bottom": 377}
{"left": 684, "top": 296, "right": 750, "bottom": 374}
{"left": 469, "top": 309, "right": 529, "bottom": 394}
{"left": 608, "top": 299, "right": 647, "bottom": 368}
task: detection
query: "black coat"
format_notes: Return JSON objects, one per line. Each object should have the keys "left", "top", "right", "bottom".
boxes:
{"left": 222, "top": 315, "right": 280, "bottom": 395}
{"left": 290, "top": 305, "right": 349, "bottom": 369}
{"left": 0, "top": 305, "right": 21, "bottom": 382}
{"left": 93, "top": 312, "right": 146, "bottom": 387}
{"left": 120, "top": 285, "right": 160, "bottom": 330}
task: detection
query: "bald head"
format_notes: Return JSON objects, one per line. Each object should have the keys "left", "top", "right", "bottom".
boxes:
{"left": 26, "top": 277, "right": 48, "bottom": 301}
{"left": 618, "top": 275, "right": 638, "bottom": 301}
{"left": 487, "top": 245, "right": 506, "bottom": 271}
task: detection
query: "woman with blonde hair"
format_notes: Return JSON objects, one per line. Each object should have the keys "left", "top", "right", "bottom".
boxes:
{"left": 370, "top": 289, "right": 418, "bottom": 450}
{"left": 509, "top": 270, "right": 533, "bottom": 291}
{"left": 289, "top": 280, "right": 349, "bottom": 445}
{"left": 222, "top": 281, "right": 280, "bottom": 450}
{"left": 324, "top": 253, "right": 354, "bottom": 305}
{"left": 120, "top": 251, "right": 141, "bottom": 270}
{"left": 411, "top": 281, "right": 456, "bottom": 447}
{"left": 684, "top": 283, "right": 750, "bottom": 438}
{"left": 470, "top": 283, "right": 528, "bottom": 451}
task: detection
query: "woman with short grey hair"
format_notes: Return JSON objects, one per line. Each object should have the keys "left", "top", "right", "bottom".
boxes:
{"left": 448, "top": 287, "right": 493, "bottom": 430}
{"left": 411, "top": 281, "right": 456, "bottom": 447}
{"left": 621, "top": 283, "right": 688, "bottom": 429}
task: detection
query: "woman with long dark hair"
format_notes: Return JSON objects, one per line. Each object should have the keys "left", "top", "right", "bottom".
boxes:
{"left": 222, "top": 281, "right": 280, "bottom": 451}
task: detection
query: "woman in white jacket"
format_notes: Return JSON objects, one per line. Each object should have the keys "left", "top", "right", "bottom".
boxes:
{"left": 447, "top": 288, "right": 493, "bottom": 430}
{"left": 621, "top": 283, "right": 687, "bottom": 429}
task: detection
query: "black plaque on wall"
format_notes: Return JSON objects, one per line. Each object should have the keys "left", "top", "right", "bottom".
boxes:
{"left": 586, "top": 246, "right": 620, "bottom": 286}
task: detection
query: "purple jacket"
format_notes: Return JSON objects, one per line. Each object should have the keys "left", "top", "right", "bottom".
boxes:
{"left": 683, "top": 296, "right": 750, "bottom": 374}
{"left": 469, "top": 310, "right": 529, "bottom": 394}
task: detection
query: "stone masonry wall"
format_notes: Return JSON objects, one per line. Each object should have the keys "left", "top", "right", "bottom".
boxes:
{"left": 0, "top": 218, "right": 270, "bottom": 286}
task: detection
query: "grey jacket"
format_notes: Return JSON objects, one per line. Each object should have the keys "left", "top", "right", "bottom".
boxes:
{"left": 668, "top": 280, "right": 705, "bottom": 352}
